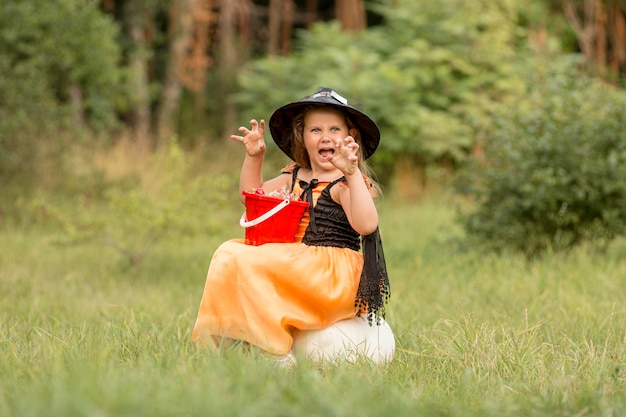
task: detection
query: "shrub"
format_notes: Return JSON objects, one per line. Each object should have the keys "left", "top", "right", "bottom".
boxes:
{"left": 234, "top": 0, "right": 526, "bottom": 184}
{"left": 0, "top": 0, "right": 121, "bottom": 187}
{"left": 457, "top": 57, "right": 626, "bottom": 256}
{"left": 30, "top": 142, "right": 237, "bottom": 266}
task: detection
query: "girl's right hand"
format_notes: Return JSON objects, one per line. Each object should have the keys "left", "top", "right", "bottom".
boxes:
{"left": 230, "top": 119, "right": 266, "bottom": 157}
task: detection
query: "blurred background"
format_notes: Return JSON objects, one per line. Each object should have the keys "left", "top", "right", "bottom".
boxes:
{"left": 1, "top": 0, "right": 625, "bottom": 257}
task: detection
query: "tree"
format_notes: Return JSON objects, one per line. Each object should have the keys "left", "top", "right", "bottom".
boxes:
{"left": 156, "top": 0, "right": 200, "bottom": 143}
{"left": 267, "top": 0, "right": 295, "bottom": 56}
{"left": 0, "top": 0, "right": 121, "bottom": 186}
{"left": 457, "top": 56, "right": 626, "bottom": 255}
{"left": 124, "top": 0, "right": 153, "bottom": 143}
{"left": 562, "top": 0, "right": 626, "bottom": 78}
{"left": 110, "top": 0, "right": 374, "bottom": 145}
{"left": 335, "top": 0, "right": 366, "bottom": 31}
{"left": 233, "top": 0, "right": 526, "bottom": 196}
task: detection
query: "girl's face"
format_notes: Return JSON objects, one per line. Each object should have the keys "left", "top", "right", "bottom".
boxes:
{"left": 302, "top": 108, "right": 357, "bottom": 171}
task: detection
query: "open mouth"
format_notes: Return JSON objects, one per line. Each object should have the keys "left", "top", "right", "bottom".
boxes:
{"left": 319, "top": 148, "right": 335, "bottom": 159}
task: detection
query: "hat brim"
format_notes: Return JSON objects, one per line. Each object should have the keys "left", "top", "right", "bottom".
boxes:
{"left": 269, "top": 95, "right": 380, "bottom": 161}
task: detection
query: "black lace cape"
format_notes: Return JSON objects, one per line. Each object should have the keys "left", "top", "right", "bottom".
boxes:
{"left": 287, "top": 165, "right": 390, "bottom": 324}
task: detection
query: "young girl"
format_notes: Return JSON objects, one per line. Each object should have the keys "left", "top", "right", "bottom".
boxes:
{"left": 191, "top": 88, "right": 392, "bottom": 363}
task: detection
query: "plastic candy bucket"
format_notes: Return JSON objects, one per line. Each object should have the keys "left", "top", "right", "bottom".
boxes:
{"left": 240, "top": 191, "right": 309, "bottom": 246}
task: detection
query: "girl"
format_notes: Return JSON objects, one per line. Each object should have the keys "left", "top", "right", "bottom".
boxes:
{"left": 191, "top": 88, "right": 392, "bottom": 363}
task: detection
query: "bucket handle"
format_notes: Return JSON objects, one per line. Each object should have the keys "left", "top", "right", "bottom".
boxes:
{"left": 240, "top": 198, "right": 292, "bottom": 228}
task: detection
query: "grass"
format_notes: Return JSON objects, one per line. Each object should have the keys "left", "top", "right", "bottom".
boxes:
{"left": 1, "top": 183, "right": 626, "bottom": 416}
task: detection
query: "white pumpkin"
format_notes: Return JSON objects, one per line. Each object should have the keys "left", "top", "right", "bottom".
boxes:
{"left": 292, "top": 315, "right": 395, "bottom": 364}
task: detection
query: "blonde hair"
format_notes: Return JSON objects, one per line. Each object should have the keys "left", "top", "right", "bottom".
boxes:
{"left": 290, "top": 105, "right": 382, "bottom": 197}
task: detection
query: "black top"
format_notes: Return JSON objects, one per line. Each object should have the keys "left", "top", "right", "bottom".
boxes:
{"left": 287, "top": 164, "right": 390, "bottom": 324}
{"left": 297, "top": 177, "right": 361, "bottom": 251}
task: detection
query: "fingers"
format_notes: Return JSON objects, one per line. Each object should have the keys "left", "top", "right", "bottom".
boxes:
{"left": 328, "top": 137, "right": 360, "bottom": 169}
{"left": 247, "top": 119, "right": 258, "bottom": 134}
{"left": 230, "top": 118, "right": 265, "bottom": 142}
{"left": 246, "top": 119, "right": 265, "bottom": 134}
{"left": 333, "top": 136, "right": 360, "bottom": 154}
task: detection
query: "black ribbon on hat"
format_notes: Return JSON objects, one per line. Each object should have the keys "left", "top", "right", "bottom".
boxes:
{"left": 298, "top": 179, "right": 319, "bottom": 233}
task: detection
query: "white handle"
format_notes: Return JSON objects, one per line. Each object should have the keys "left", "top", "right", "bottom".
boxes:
{"left": 240, "top": 198, "right": 292, "bottom": 228}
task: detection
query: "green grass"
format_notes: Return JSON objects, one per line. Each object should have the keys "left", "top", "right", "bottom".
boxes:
{"left": 1, "top": 193, "right": 625, "bottom": 416}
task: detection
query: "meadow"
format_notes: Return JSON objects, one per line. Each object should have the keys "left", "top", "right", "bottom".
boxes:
{"left": 1, "top": 151, "right": 625, "bottom": 416}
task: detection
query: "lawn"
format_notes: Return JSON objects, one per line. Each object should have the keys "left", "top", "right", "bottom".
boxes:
{"left": 1, "top": 191, "right": 625, "bottom": 416}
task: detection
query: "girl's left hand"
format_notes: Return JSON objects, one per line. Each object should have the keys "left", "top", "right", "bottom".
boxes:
{"left": 329, "top": 136, "right": 359, "bottom": 175}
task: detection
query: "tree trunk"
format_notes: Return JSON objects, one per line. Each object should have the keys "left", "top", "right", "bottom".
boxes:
{"left": 563, "top": 0, "right": 595, "bottom": 58}
{"left": 305, "top": 0, "right": 319, "bottom": 27}
{"left": 594, "top": 0, "right": 607, "bottom": 74}
{"left": 219, "top": 0, "right": 237, "bottom": 136}
{"left": 562, "top": 0, "right": 626, "bottom": 77}
{"left": 235, "top": 0, "right": 253, "bottom": 52}
{"left": 335, "top": 0, "right": 366, "bottom": 32}
{"left": 156, "top": 0, "right": 197, "bottom": 146}
{"left": 280, "top": 0, "right": 294, "bottom": 54}
{"left": 125, "top": 2, "right": 152, "bottom": 144}
{"left": 609, "top": 1, "right": 626, "bottom": 74}
{"left": 267, "top": 0, "right": 282, "bottom": 56}
{"left": 189, "top": 0, "right": 216, "bottom": 110}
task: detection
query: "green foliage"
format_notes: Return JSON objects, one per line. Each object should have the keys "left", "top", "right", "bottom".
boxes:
{"left": 2, "top": 196, "right": 626, "bottom": 416}
{"left": 457, "top": 56, "right": 626, "bottom": 255}
{"left": 0, "top": 0, "right": 122, "bottom": 182}
{"left": 30, "top": 142, "right": 237, "bottom": 266}
{"left": 234, "top": 0, "right": 527, "bottom": 167}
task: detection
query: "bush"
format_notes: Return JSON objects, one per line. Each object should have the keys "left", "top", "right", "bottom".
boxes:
{"left": 0, "top": 0, "right": 121, "bottom": 187}
{"left": 234, "top": 0, "right": 526, "bottom": 175}
{"left": 457, "top": 57, "right": 626, "bottom": 256}
{"left": 29, "top": 142, "right": 237, "bottom": 266}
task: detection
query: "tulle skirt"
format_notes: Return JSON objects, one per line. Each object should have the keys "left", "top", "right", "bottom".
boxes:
{"left": 191, "top": 239, "right": 363, "bottom": 355}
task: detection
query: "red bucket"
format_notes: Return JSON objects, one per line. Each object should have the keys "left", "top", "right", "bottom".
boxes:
{"left": 240, "top": 191, "right": 309, "bottom": 246}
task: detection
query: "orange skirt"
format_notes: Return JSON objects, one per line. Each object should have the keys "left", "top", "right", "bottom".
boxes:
{"left": 191, "top": 239, "right": 363, "bottom": 355}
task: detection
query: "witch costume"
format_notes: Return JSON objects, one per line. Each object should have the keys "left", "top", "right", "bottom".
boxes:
{"left": 191, "top": 88, "right": 390, "bottom": 356}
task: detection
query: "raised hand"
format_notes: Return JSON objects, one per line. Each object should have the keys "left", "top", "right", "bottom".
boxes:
{"left": 230, "top": 119, "right": 266, "bottom": 157}
{"left": 329, "top": 135, "right": 360, "bottom": 176}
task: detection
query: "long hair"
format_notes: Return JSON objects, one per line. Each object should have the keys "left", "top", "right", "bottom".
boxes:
{"left": 290, "top": 105, "right": 382, "bottom": 196}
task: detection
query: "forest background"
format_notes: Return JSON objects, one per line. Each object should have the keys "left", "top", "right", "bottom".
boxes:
{"left": 1, "top": 0, "right": 625, "bottom": 250}
{"left": 1, "top": 0, "right": 625, "bottom": 254}
{"left": 1, "top": 0, "right": 626, "bottom": 415}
